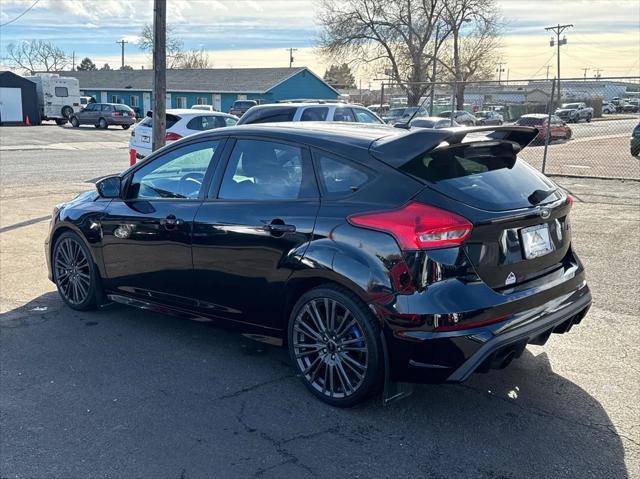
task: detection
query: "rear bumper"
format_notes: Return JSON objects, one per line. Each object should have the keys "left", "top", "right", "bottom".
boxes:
{"left": 382, "top": 271, "right": 591, "bottom": 384}
{"left": 108, "top": 117, "right": 136, "bottom": 126}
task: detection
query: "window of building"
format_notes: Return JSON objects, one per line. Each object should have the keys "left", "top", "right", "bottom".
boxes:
{"left": 197, "top": 97, "right": 208, "bottom": 105}
{"left": 55, "top": 87, "right": 68, "bottom": 97}
{"left": 176, "top": 96, "right": 187, "bottom": 109}
{"left": 111, "top": 95, "right": 122, "bottom": 104}
{"left": 130, "top": 95, "right": 139, "bottom": 108}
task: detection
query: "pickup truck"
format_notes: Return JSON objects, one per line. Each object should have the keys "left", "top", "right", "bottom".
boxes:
{"left": 555, "top": 102, "right": 593, "bottom": 123}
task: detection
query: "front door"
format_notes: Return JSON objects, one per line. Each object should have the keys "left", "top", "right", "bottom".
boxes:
{"left": 100, "top": 139, "right": 223, "bottom": 307}
{"left": 191, "top": 138, "right": 319, "bottom": 331}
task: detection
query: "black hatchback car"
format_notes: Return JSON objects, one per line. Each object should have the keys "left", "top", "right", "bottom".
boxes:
{"left": 46, "top": 123, "right": 591, "bottom": 407}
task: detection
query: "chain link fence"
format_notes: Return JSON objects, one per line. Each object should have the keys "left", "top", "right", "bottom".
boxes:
{"left": 374, "top": 76, "right": 640, "bottom": 180}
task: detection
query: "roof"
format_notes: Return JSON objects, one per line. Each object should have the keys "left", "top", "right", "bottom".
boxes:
{"left": 57, "top": 67, "right": 338, "bottom": 94}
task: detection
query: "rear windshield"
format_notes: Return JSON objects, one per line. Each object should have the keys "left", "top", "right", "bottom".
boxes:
{"left": 139, "top": 114, "right": 181, "bottom": 129}
{"left": 400, "top": 141, "right": 560, "bottom": 211}
{"left": 516, "top": 116, "right": 544, "bottom": 126}
{"left": 234, "top": 101, "right": 257, "bottom": 109}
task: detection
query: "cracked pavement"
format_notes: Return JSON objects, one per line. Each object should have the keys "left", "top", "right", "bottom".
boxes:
{"left": 1, "top": 125, "right": 639, "bottom": 478}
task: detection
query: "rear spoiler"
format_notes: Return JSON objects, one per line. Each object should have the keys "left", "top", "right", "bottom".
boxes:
{"left": 370, "top": 126, "right": 538, "bottom": 168}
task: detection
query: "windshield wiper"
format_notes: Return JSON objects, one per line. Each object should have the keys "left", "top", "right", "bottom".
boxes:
{"left": 528, "top": 188, "right": 557, "bottom": 205}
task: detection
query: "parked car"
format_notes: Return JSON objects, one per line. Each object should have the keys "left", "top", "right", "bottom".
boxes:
{"left": 129, "top": 109, "right": 238, "bottom": 159}
{"left": 382, "top": 106, "right": 428, "bottom": 124}
{"left": 437, "top": 110, "right": 478, "bottom": 126}
{"left": 409, "top": 116, "right": 461, "bottom": 129}
{"left": 237, "top": 103, "right": 384, "bottom": 125}
{"left": 602, "top": 101, "right": 616, "bottom": 114}
{"left": 631, "top": 123, "right": 640, "bottom": 157}
{"left": 46, "top": 122, "right": 591, "bottom": 407}
{"left": 475, "top": 110, "right": 504, "bottom": 125}
{"left": 69, "top": 103, "right": 136, "bottom": 130}
{"left": 367, "top": 103, "right": 390, "bottom": 116}
{"left": 191, "top": 105, "right": 217, "bottom": 112}
{"left": 515, "top": 114, "right": 572, "bottom": 143}
{"left": 229, "top": 100, "right": 258, "bottom": 117}
{"left": 622, "top": 99, "right": 639, "bottom": 113}
{"left": 555, "top": 102, "right": 593, "bottom": 123}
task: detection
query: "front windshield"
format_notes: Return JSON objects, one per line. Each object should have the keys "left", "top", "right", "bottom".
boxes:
{"left": 476, "top": 111, "right": 490, "bottom": 118}
{"left": 387, "top": 108, "right": 405, "bottom": 118}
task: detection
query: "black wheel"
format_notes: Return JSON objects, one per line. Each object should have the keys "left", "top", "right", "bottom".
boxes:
{"left": 70, "top": 116, "right": 79, "bottom": 128}
{"left": 288, "top": 285, "right": 383, "bottom": 407}
{"left": 122, "top": 124, "right": 130, "bottom": 130}
{"left": 53, "top": 232, "right": 100, "bottom": 311}
{"left": 55, "top": 118, "right": 67, "bottom": 126}
{"left": 586, "top": 115, "right": 592, "bottom": 123}
{"left": 98, "top": 117, "right": 108, "bottom": 129}
{"left": 61, "top": 106, "right": 74, "bottom": 119}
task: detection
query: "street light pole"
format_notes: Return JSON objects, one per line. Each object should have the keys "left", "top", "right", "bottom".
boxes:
{"left": 429, "top": 23, "right": 440, "bottom": 116}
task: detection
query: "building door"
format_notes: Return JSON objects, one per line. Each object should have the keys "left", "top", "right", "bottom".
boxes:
{"left": 0, "top": 87, "right": 23, "bottom": 122}
{"left": 213, "top": 94, "right": 221, "bottom": 111}
{"left": 166, "top": 93, "right": 172, "bottom": 109}
{"left": 143, "top": 92, "right": 151, "bottom": 114}
{"left": 100, "top": 91, "right": 107, "bottom": 103}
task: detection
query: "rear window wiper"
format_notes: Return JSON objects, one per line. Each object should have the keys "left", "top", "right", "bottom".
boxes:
{"left": 528, "top": 188, "right": 557, "bottom": 205}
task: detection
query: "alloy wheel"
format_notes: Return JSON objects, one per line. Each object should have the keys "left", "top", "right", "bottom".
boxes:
{"left": 54, "top": 237, "right": 91, "bottom": 306}
{"left": 292, "top": 298, "right": 369, "bottom": 399}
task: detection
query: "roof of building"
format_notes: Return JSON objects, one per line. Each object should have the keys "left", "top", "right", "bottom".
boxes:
{"left": 59, "top": 67, "right": 339, "bottom": 94}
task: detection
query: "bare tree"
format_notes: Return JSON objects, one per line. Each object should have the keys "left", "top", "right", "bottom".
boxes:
{"left": 176, "top": 49, "right": 212, "bottom": 69}
{"left": 138, "top": 23, "right": 184, "bottom": 69}
{"left": 318, "top": 0, "right": 449, "bottom": 105}
{"left": 7, "top": 40, "right": 70, "bottom": 74}
{"left": 439, "top": 0, "right": 501, "bottom": 108}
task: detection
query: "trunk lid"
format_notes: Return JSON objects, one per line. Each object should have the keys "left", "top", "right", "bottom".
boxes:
{"left": 403, "top": 134, "right": 572, "bottom": 290}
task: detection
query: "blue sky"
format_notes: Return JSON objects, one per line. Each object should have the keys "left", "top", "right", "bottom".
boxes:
{"left": 1, "top": 0, "right": 638, "bottom": 80}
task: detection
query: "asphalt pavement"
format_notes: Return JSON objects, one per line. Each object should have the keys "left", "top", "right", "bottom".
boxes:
{"left": 1, "top": 123, "right": 639, "bottom": 478}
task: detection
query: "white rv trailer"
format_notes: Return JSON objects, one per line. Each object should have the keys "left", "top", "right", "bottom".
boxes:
{"left": 26, "top": 73, "right": 81, "bottom": 124}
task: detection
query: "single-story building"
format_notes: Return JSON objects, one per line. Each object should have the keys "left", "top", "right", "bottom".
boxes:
{"left": 0, "top": 70, "right": 40, "bottom": 125}
{"left": 63, "top": 67, "right": 339, "bottom": 114}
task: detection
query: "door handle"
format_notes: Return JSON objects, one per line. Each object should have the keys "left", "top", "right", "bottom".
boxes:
{"left": 265, "top": 220, "right": 296, "bottom": 235}
{"left": 160, "top": 214, "right": 184, "bottom": 229}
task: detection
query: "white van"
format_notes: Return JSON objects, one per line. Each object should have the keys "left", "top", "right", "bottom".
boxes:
{"left": 26, "top": 73, "right": 81, "bottom": 125}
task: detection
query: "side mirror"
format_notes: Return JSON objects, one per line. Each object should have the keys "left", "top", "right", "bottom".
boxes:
{"left": 96, "top": 175, "right": 122, "bottom": 199}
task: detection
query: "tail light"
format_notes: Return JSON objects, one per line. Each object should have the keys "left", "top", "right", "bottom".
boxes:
{"left": 567, "top": 194, "right": 574, "bottom": 206}
{"left": 165, "top": 132, "right": 183, "bottom": 141}
{"left": 348, "top": 202, "right": 473, "bottom": 250}
{"left": 112, "top": 111, "right": 121, "bottom": 117}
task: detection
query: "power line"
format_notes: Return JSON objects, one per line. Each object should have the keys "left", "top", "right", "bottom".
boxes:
{"left": 0, "top": 0, "right": 41, "bottom": 27}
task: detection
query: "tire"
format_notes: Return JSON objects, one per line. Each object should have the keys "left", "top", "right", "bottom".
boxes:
{"left": 61, "top": 106, "right": 74, "bottom": 119}
{"left": 121, "top": 124, "right": 130, "bottom": 130}
{"left": 70, "top": 116, "right": 79, "bottom": 128}
{"left": 55, "top": 118, "right": 67, "bottom": 126}
{"left": 288, "top": 285, "right": 383, "bottom": 407}
{"left": 98, "top": 117, "right": 108, "bottom": 129}
{"left": 52, "top": 231, "right": 101, "bottom": 311}
{"left": 586, "top": 115, "right": 592, "bottom": 123}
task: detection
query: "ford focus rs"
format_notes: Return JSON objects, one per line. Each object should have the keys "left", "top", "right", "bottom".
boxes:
{"left": 46, "top": 122, "right": 591, "bottom": 407}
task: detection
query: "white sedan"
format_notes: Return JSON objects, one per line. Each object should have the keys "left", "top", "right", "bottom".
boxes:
{"left": 129, "top": 109, "right": 238, "bottom": 159}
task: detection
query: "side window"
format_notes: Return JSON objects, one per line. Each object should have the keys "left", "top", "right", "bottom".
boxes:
{"left": 224, "top": 117, "right": 237, "bottom": 126}
{"left": 187, "top": 116, "right": 203, "bottom": 130}
{"left": 218, "top": 140, "right": 314, "bottom": 200}
{"left": 55, "top": 87, "right": 68, "bottom": 97}
{"left": 333, "top": 108, "right": 356, "bottom": 122}
{"left": 353, "top": 108, "right": 381, "bottom": 124}
{"left": 317, "top": 154, "right": 370, "bottom": 195}
{"left": 102, "top": 105, "right": 113, "bottom": 112}
{"left": 84, "top": 104, "right": 95, "bottom": 112}
{"left": 300, "top": 107, "right": 329, "bottom": 121}
{"left": 128, "top": 141, "right": 219, "bottom": 200}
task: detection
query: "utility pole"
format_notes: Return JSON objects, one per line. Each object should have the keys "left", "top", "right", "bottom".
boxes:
{"left": 116, "top": 39, "right": 128, "bottom": 69}
{"left": 545, "top": 65, "right": 551, "bottom": 80}
{"left": 429, "top": 22, "right": 441, "bottom": 116}
{"left": 581, "top": 67, "right": 589, "bottom": 80}
{"left": 545, "top": 23, "right": 573, "bottom": 103}
{"left": 286, "top": 48, "right": 297, "bottom": 68}
{"left": 594, "top": 68, "right": 602, "bottom": 80}
{"left": 152, "top": 0, "right": 166, "bottom": 151}
{"left": 496, "top": 62, "right": 506, "bottom": 83}
{"left": 72, "top": 51, "right": 75, "bottom": 71}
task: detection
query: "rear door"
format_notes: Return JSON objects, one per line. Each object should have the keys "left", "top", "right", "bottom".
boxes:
{"left": 191, "top": 137, "right": 320, "bottom": 330}
{"left": 404, "top": 140, "right": 572, "bottom": 290}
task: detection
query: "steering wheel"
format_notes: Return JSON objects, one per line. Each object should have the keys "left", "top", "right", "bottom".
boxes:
{"left": 179, "top": 172, "right": 205, "bottom": 198}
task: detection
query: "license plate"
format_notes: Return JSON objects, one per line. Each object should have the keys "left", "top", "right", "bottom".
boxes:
{"left": 141, "top": 135, "right": 150, "bottom": 143}
{"left": 521, "top": 224, "right": 554, "bottom": 259}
